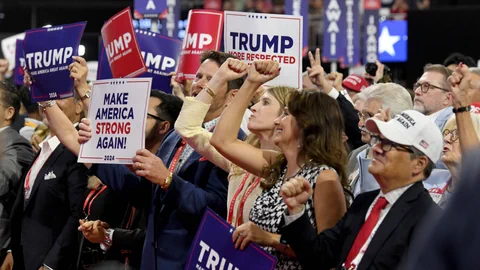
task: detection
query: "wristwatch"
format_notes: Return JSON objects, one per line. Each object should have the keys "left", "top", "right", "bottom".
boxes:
{"left": 81, "top": 90, "right": 92, "bottom": 101}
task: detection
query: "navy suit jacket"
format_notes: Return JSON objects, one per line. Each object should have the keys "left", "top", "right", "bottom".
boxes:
{"left": 92, "top": 129, "right": 244, "bottom": 270}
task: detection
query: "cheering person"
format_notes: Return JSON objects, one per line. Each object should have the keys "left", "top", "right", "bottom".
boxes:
{"left": 210, "top": 61, "right": 349, "bottom": 269}
{"left": 175, "top": 58, "right": 294, "bottom": 227}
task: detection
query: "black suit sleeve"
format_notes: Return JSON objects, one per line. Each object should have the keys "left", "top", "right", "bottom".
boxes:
{"left": 112, "top": 228, "right": 146, "bottom": 252}
{"left": 43, "top": 152, "right": 87, "bottom": 269}
{"left": 281, "top": 211, "right": 345, "bottom": 270}
{"left": 336, "top": 94, "right": 363, "bottom": 151}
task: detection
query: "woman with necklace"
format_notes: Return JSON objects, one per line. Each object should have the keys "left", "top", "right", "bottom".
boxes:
{"left": 210, "top": 60, "right": 350, "bottom": 269}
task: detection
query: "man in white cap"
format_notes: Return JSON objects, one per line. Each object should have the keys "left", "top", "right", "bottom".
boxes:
{"left": 279, "top": 110, "right": 442, "bottom": 270}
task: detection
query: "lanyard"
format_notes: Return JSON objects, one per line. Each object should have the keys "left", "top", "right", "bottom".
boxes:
{"left": 227, "top": 172, "right": 261, "bottom": 227}
{"left": 83, "top": 185, "right": 108, "bottom": 220}
{"left": 168, "top": 125, "right": 215, "bottom": 174}
{"left": 168, "top": 141, "right": 186, "bottom": 173}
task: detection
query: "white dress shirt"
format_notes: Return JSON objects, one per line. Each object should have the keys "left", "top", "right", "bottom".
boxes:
{"left": 284, "top": 184, "right": 414, "bottom": 268}
{"left": 24, "top": 135, "right": 60, "bottom": 200}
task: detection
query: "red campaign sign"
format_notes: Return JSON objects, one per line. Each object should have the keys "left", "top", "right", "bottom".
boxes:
{"left": 364, "top": 0, "right": 381, "bottom": 10}
{"left": 176, "top": 10, "right": 223, "bottom": 81}
{"left": 101, "top": 7, "right": 147, "bottom": 78}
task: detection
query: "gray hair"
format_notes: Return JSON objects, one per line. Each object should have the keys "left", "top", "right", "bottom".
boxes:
{"left": 361, "top": 83, "right": 413, "bottom": 118}
{"left": 352, "top": 92, "right": 367, "bottom": 104}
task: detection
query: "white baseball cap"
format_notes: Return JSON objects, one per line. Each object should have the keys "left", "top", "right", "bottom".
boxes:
{"left": 365, "top": 110, "right": 443, "bottom": 163}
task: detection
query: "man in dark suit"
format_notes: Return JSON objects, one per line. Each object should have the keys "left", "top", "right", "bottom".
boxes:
{"left": 280, "top": 110, "right": 442, "bottom": 270}
{"left": 405, "top": 147, "right": 480, "bottom": 269}
{"left": 86, "top": 51, "right": 245, "bottom": 270}
{"left": 7, "top": 93, "right": 88, "bottom": 270}
{"left": 0, "top": 82, "right": 34, "bottom": 263}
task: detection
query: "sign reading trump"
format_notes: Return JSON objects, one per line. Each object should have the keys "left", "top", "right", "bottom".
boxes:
{"left": 101, "top": 7, "right": 147, "bottom": 78}
{"left": 176, "top": 10, "right": 223, "bottom": 81}
{"left": 23, "top": 22, "right": 86, "bottom": 102}
{"left": 185, "top": 208, "right": 277, "bottom": 270}
{"left": 224, "top": 11, "right": 302, "bottom": 88}
{"left": 78, "top": 78, "right": 151, "bottom": 164}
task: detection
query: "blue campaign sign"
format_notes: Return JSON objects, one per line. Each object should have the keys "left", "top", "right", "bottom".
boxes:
{"left": 378, "top": 20, "right": 407, "bottom": 62}
{"left": 98, "top": 29, "right": 182, "bottom": 92}
{"left": 323, "top": 0, "right": 347, "bottom": 61}
{"left": 14, "top": 39, "right": 25, "bottom": 86}
{"left": 363, "top": 9, "right": 379, "bottom": 64}
{"left": 23, "top": 22, "right": 86, "bottom": 102}
{"left": 134, "top": 0, "right": 166, "bottom": 18}
{"left": 284, "top": 0, "right": 309, "bottom": 56}
{"left": 185, "top": 208, "right": 277, "bottom": 270}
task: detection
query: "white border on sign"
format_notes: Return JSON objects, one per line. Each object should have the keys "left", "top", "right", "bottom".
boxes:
{"left": 78, "top": 78, "right": 151, "bottom": 163}
{"left": 224, "top": 11, "right": 302, "bottom": 89}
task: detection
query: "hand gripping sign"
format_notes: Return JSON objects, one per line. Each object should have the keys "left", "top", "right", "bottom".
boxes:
{"left": 98, "top": 30, "right": 182, "bottom": 92}
{"left": 78, "top": 78, "right": 152, "bottom": 164}
{"left": 185, "top": 208, "right": 277, "bottom": 270}
{"left": 14, "top": 39, "right": 25, "bottom": 86}
{"left": 224, "top": 11, "right": 303, "bottom": 88}
{"left": 176, "top": 10, "right": 224, "bottom": 81}
{"left": 101, "top": 7, "right": 147, "bottom": 78}
{"left": 23, "top": 22, "right": 86, "bottom": 102}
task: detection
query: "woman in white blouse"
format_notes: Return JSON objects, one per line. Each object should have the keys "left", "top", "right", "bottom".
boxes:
{"left": 174, "top": 58, "right": 294, "bottom": 228}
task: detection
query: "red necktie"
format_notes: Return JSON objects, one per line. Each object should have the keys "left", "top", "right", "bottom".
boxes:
{"left": 345, "top": 196, "right": 388, "bottom": 269}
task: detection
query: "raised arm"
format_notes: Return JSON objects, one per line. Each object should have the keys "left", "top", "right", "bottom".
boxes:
{"left": 449, "top": 64, "right": 480, "bottom": 152}
{"left": 69, "top": 56, "right": 91, "bottom": 110}
{"left": 174, "top": 59, "right": 249, "bottom": 173}
{"left": 210, "top": 61, "right": 281, "bottom": 177}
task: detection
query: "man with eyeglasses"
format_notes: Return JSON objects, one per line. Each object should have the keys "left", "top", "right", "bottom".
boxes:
{"left": 413, "top": 64, "right": 454, "bottom": 131}
{"left": 347, "top": 83, "right": 413, "bottom": 198}
{"left": 279, "top": 110, "right": 442, "bottom": 270}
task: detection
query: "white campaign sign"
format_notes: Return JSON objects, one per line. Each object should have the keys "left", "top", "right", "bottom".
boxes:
{"left": 224, "top": 11, "right": 302, "bottom": 88}
{"left": 1, "top": 32, "right": 26, "bottom": 71}
{"left": 78, "top": 78, "right": 152, "bottom": 164}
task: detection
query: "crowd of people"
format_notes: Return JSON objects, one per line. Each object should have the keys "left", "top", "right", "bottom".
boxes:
{"left": 0, "top": 19, "right": 479, "bottom": 270}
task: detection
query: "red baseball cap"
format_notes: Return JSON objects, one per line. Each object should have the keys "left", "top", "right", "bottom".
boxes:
{"left": 342, "top": 75, "right": 369, "bottom": 93}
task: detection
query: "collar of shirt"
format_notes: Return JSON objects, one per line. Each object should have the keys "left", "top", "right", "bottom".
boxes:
{"left": 0, "top": 126, "right": 9, "bottom": 134}
{"left": 40, "top": 135, "right": 61, "bottom": 152}
{"left": 203, "top": 117, "right": 219, "bottom": 131}
{"left": 377, "top": 183, "right": 414, "bottom": 207}
{"left": 428, "top": 107, "right": 449, "bottom": 120}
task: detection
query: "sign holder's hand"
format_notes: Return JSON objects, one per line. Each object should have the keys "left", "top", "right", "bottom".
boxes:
{"left": 280, "top": 177, "right": 313, "bottom": 216}
{"left": 132, "top": 149, "right": 170, "bottom": 186}
{"left": 306, "top": 48, "right": 333, "bottom": 93}
{"left": 232, "top": 221, "right": 274, "bottom": 251}
{"left": 78, "top": 118, "right": 92, "bottom": 144}
{"left": 69, "top": 56, "right": 90, "bottom": 97}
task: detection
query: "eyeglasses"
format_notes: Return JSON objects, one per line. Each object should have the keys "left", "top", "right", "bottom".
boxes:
{"left": 413, "top": 82, "right": 449, "bottom": 93}
{"left": 147, "top": 113, "right": 165, "bottom": 122}
{"left": 357, "top": 111, "right": 374, "bottom": 122}
{"left": 369, "top": 135, "right": 413, "bottom": 153}
{"left": 443, "top": 128, "right": 459, "bottom": 143}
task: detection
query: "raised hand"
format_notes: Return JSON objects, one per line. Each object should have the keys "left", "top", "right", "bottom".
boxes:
{"left": 169, "top": 72, "right": 192, "bottom": 100}
{"left": 69, "top": 56, "right": 90, "bottom": 95}
{"left": 246, "top": 60, "right": 281, "bottom": 85}
{"left": 307, "top": 48, "right": 332, "bottom": 92}
{"left": 280, "top": 177, "right": 313, "bottom": 215}
{"left": 132, "top": 149, "right": 170, "bottom": 186}
{"left": 23, "top": 67, "right": 33, "bottom": 86}
{"left": 214, "top": 58, "right": 249, "bottom": 83}
{"left": 448, "top": 63, "right": 476, "bottom": 108}
{"left": 326, "top": 71, "right": 344, "bottom": 90}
